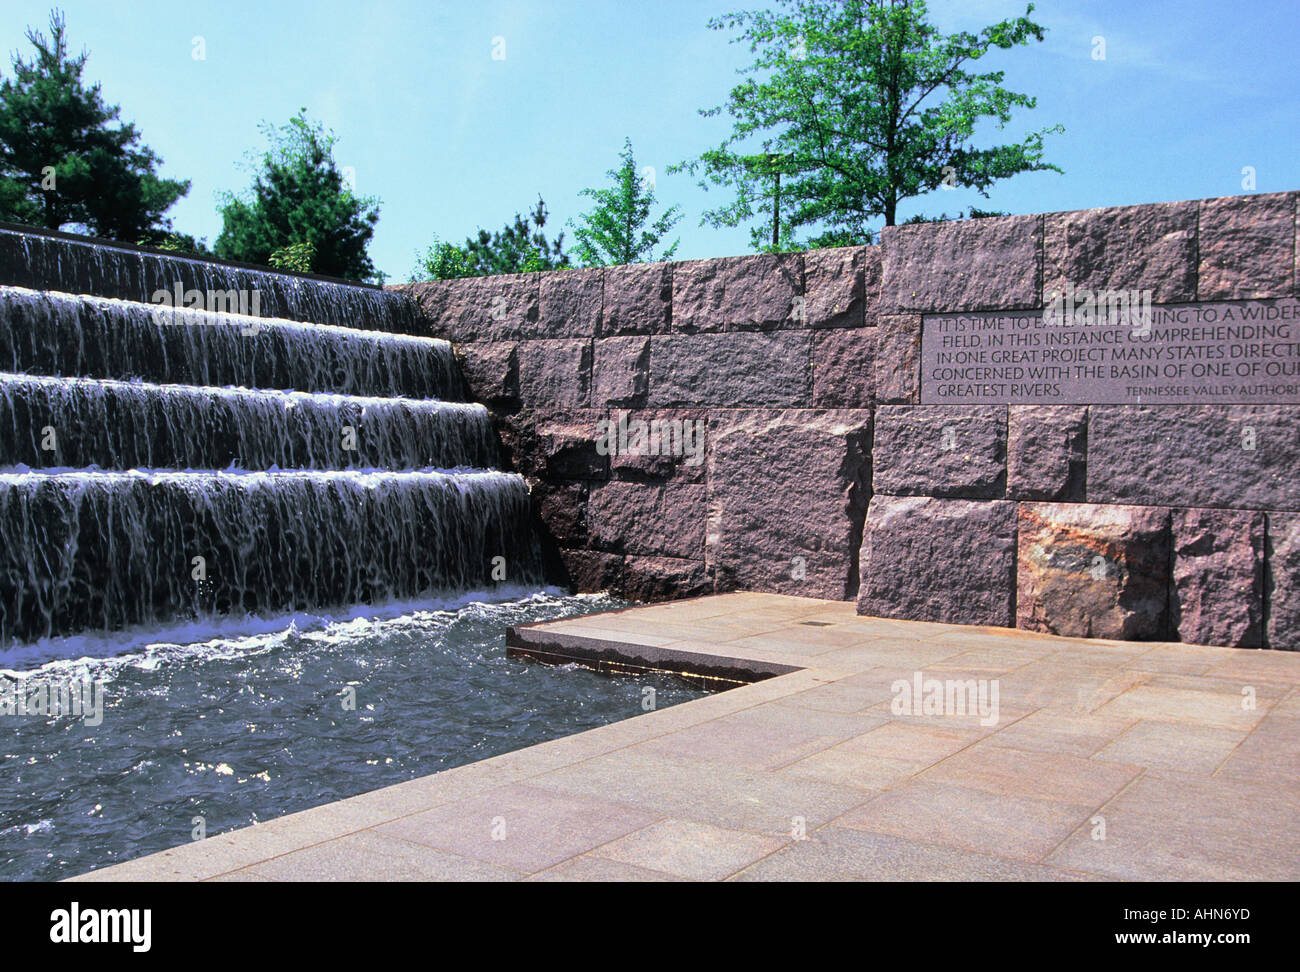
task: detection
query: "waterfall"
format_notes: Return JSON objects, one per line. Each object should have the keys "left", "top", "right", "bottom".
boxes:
{"left": 0, "top": 227, "right": 421, "bottom": 334}
{"left": 0, "top": 373, "right": 498, "bottom": 472}
{"left": 0, "top": 229, "right": 542, "bottom": 649}
{"left": 0, "top": 470, "right": 540, "bottom": 644}
{"left": 0, "top": 286, "right": 464, "bottom": 398}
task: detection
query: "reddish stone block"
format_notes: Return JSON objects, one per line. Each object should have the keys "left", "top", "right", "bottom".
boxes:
{"left": 592, "top": 336, "right": 649, "bottom": 407}
{"left": 648, "top": 331, "right": 811, "bottom": 407}
{"left": 513, "top": 411, "right": 608, "bottom": 481}
{"left": 559, "top": 548, "right": 624, "bottom": 594}
{"left": 1017, "top": 502, "right": 1171, "bottom": 641}
{"left": 857, "top": 496, "right": 1017, "bottom": 627}
{"left": 1267, "top": 512, "right": 1300, "bottom": 650}
{"left": 1088, "top": 405, "right": 1300, "bottom": 511}
{"left": 879, "top": 214, "right": 1042, "bottom": 313}
{"left": 1044, "top": 201, "right": 1197, "bottom": 304}
{"left": 405, "top": 273, "right": 540, "bottom": 342}
{"left": 803, "top": 245, "right": 873, "bottom": 328}
{"left": 1007, "top": 405, "right": 1088, "bottom": 502}
{"left": 671, "top": 254, "right": 802, "bottom": 332}
{"left": 873, "top": 405, "right": 1007, "bottom": 499}
{"left": 622, "top": 556, "right": 712, "bottom": 602}
{"left": 531, "top": 480, "right": 588, "bottom": 547}
{"left": 539, "top": 267, "right": 603, "bottom": 337}
{"left": 874, "top": 314, "right": 921, "bottom": 404}
{"left": 457, "top": 342, "right": 518, "bottom": 407}
{"left": 708, "top": 409, "right": 872, "bottom": 600}
{"left": 586, "top": 480, "right": 707, "bottom": 559}
{"left": 601, "top": 261, "right": 672, "bottom": 336}
{"left": 1171, "top": 507, "right": 1265, "bottom": 648}
{"left": 813, "top": 328, "right": 876, "bottom": 408}
{"left": 1197, "top": 192, "right": 1297, "bottom": 300}
{"left": 606, "top": 409, "right": 708, "bottom": 483}
{"left": 516, "top": 339, "right": 591, "bottom": 409}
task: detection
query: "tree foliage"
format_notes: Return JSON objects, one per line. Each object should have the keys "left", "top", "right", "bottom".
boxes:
{"left": 414, "top": 197, "right": 570, "bottom": 280}
{"left": 411, "top": 236, "right": 473, "bottom": 281}
{"left": 670, "top": 0, "right": 1062, "bottom": 249}
{"left": 569, "top": 138, "right": 681, "bottom": 266}
{"left": 215, "top": 109, "right": 380, "bottom": 281}
{"left": 462, "top": 197, "right": 569, "bottom": 276}
{"left": 0, "top": 9, "right": 189, "bottom": 242}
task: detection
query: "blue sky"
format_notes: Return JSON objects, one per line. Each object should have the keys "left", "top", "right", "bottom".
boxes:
{"left": 3, "top": 0, "right": 1296, "bottom": 280}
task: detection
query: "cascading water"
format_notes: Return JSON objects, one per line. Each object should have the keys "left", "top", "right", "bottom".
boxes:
{"left": 0, "top": 373, "right": 498, "bottom": 471}
{"left": 0, "top": 286, "right": 462, "bottom": 397}
{"left": 0, "top": 226, "right": 422, "bottom": 334}
{"left": 0, "top": 230, "right": 543, "bottom": 650}
{"left": 0, "top": 469, "right": 538, "bottom": 643}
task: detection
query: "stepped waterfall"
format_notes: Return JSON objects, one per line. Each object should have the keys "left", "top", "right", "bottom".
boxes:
{"left": 0, "top": 228, "right": 542, "bottom": 646}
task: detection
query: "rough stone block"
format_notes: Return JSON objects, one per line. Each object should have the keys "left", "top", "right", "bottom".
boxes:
{"left": 1044, "top": 201, "right": 1197, "bottom": 303}
{"left": 559, "top": 548, "right": 624, "bottom": 594}
{"left": 601, "top": 261, "right": 672, "bottom": 336}
{"left": 607, "top": 409, "right": 708, "bottom": 483}
{"left": 874, "top": 314, "right": 921, "bottom": 404}
{"left": 708, "top": 409, "right": 872, "bottom": 600}
{"left": 592, "top": 336, "right": 650, "bottom": 407}
{"left": 514, "top": 412, "right": 608, "bottom": 481}
{"left": 873, "top": 405, "right": 1007, "bottom": 499}
{"left": 586, "top": 480, "right": 707, "bottom": 559}
{"left": 803, "top": 245, "right": 873, "bottom": 328}
{"left": 405, "top": 273, "right": 539, "bottom": 342}
{"left": 1088, "top": 405, "right": 1300, "bottom": 511}
{"left": 539, "top": 267, "right": 603, "bottom": 338}
{"left": 671, "top": 254, "right": 802, "bottom": 332}
{"left": 457, "top": 342, "right": 517, "bottom": 407}
{"left": 1197, "top": 192, "right": 1297, "bottom": 300}
{"left": 1017, "top": 502, "right": 1171, "bottom": 641}
{"left": 813, "top": 328, "right": 876, "bottom": 408}
{"left": 649, "top": 331, "right": 811, "bottom": 407}
{"left": 857, "top": 497, "right": 1017, "bottom": 627}
{"left": 622, "top": 556, "right": 712, "bottom": 602}
{"left": 531, "top": 480, "right": 588, "bottom": 547}
{"left": 1266, "top": 512, "right": 1300, "bottom": 650}
{"left": 517, "top": 339, "right": 591, "bottom": 409}
{"left": 862, "top": 244, "right": 883, "bottom": 324}
{"left": 1007, "top": 405, "right": 1087, "bottom": 502}
{"left": 1171, "top": 507, "right": 1265, "bottom": 648}
{"left": 880, "top": 215, "right": 1042, "bottom": 313}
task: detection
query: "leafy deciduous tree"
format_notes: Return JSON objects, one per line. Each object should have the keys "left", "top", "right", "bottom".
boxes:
{"left": 670, "top": 0, "right": 1062, "bottom": 250}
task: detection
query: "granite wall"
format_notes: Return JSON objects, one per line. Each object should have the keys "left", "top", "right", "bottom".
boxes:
{"left": 391, "top": 190, "right": 1300, "bottom": 650}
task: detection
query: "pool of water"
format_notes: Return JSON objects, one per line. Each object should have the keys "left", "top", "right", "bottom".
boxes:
{"left": 0, "top": 592, "right": 709, "bottom": 881}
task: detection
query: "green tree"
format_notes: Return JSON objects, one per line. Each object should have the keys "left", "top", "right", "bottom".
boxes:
{"left": 462, "top": 197, "right": 569, "bottom": 276}
{"left": 670, "top": 0, "right": 1062, "bottom": 250}
{"left": 569, "top": 138, "right": 682, "bottom": 266}
{"left": 154, "top": 231, "right": 210, "bottom": 256}
{"left": 0, "top": 9, "right": 190, "bottom": 241}
{"left": 215, "top": 109, "right": 380, "bottom": 281}
{"left": 411, "top": 236, "right": 473, "bottom": 281}
{"left": 267, "top": 240, "right": 315, "bottom": 273}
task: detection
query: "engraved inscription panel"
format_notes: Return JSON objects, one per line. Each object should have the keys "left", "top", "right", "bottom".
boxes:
{"left": 920, "top": 299, "right": 1300, "bottom": 405}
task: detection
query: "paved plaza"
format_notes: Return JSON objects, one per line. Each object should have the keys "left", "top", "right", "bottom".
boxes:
{"left": 74, "top": 593, "right": 1300, "bottom": 882}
